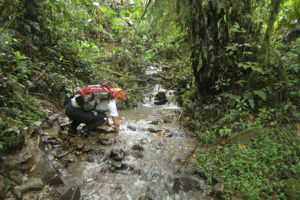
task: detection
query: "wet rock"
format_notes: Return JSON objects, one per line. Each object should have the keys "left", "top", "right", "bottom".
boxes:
{"left": 139, "top": 186, "right": 157, "bottom": 200}
{"left": 44, "top": 173, "right": 64, "bottom": 186}
{"left": 76, "top": 144, "right": 84, "bottom": 151}
{"left": 172, "top": 176, "right": 204, "bottom": 193}
{"left": 82, "top": 146, "right": 93, "bottom": 153}
{"left": 154, "top": 91, "right": 168, "bottom": 105}
{"left": 11, "top": 186, "right": 22, "bottom": 200}
{"left": 132, "top": 167, "right": 142, "bottom": 175}
{"left": 60, "top": 155, "right": 76, "bottom": 168}
{"left": 142, "top": 171, "right": 160, "bottom": 182}
{"left": 50, "top": 188, "right": 60, "bottom": 198}
{"left": 9, "top": 170, "right": 25, "bottom": 185}
{"left": 148, "top": 121, "right": 159, "bottom": 125}
{"left": 211, "top": 182, "right": 225, "bottom": 198}
{"left": 19, "top": 178, "right": 44, "bottom": 193}
{"left": 146, "top": 127, "right": 161, "bottom": 133}
{"left": 98, "top": 137, "right": 115, "bottom": 145}
{"left": 109, "top": 149, "right": 125, "bottom": 161}
{"left": 99, "top": 165, "right": 110, "bottom": 173}
{"left": 110, "top": 161, "right": 127, "bottom": 171}
{"left": 61, "top": 185, "right": 80, "bottom": 200}
{"left": 162, "top": 116, "right": 172, "bottom": 123}
{"left": 127, "top": 125, "right": 137, "bottom": 131}
{"left": 93, "top": 149, "right": 106, "bottom": 159}
{"left": 165, "top": 132, "right": 174, "bottom": 137}
{"left": 87, "top": 156, "right": 95, "bottom": 163}
{"left": 41, "top": 135, "right": 62, "bottom": 145}
{"left": 132, "top": 144, "right": 144, "bottom": 151}
{"left": 29, "top": 139, "right": 64, "bottom": 185}
{"left": 145, "top": 186, "right": 157, "bottom": 200}
{"left": 56, "top": 149, "right": 75, "bottom": 159}
{"left": 132, "top": 151, "right": 144, "bottom": 159}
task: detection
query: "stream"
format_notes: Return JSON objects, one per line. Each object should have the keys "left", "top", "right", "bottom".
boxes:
{"left": 14, "top": 86, "right": 212, "bottom": 200}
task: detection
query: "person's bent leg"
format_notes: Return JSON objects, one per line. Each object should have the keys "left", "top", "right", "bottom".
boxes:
{"left": 65, "top": 102, "right": 95, "bottom": 134}
{"left": 69, "top": 121, "right": 80, "bottom": 134}
{"left": 83, "top": 112, "right": 107, "bottom": 131}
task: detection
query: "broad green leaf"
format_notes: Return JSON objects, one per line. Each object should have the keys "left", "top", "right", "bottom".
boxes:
{"left": 30, "top": 22, "right": 40, "bottom": 32}
{"left": 248, "top": 99, "right": 255, "bottom": 109}
{"left": 254, "top": 90, "right": 267, "bottom": 101}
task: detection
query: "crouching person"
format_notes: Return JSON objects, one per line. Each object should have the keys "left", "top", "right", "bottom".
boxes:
{"left": 65, "top": 84, "right": 125, "bottom": 136}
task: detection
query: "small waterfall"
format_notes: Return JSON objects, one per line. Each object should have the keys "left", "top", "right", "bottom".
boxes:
{"left": 143, "top": 84, "right": 179, "bottom": 110}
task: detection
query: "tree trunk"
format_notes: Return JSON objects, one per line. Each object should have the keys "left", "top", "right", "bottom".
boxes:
{"left": 262, "top": 0, "right": 283, "bottom": 66}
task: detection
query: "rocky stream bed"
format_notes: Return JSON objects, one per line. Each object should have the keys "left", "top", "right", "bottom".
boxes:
{"left": 0, "top": 89, "right": 222, "bottom": 200}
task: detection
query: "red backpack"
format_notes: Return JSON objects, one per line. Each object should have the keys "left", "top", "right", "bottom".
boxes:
{"left": 77, "top": 84, "right": 113, "bottom": 102}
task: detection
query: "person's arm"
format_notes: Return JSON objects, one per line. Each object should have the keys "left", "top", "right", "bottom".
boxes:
{"left": 112, "top": 116, "right": 120, "bottom": 133}
{"left": 106, "top": 117, "right": 113, "bottom": 126}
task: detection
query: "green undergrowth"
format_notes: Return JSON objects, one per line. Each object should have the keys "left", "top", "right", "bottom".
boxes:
{"left": 181, "top": 87, "right": 300, "bottom": 199}
{"left": 194, "top": 122, "right": 299, "bottom": 199}
{"left": 0, "top": 1, "right": 149, "bottom": 154}
{"left": 0, "top": 93, "right": 48, "bottom": 154}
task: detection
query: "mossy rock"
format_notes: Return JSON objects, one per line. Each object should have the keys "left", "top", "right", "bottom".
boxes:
{"left": 283, "top": 177, "right": 300, "bottom": 200}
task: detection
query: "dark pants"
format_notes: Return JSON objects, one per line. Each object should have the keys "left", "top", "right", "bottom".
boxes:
{"left": 65, "top": 102, "right": 107, "bottom": 132}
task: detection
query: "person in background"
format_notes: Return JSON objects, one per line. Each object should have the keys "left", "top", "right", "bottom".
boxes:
{"left": 65, "top": 87, "right": 125, "bottom": 136}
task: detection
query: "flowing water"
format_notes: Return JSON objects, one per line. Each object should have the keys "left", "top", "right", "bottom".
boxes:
{"left": 54, "top": 87, "right": 209, "bottom": 200}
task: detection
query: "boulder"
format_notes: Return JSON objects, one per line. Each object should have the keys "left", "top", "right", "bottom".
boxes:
{"left": 29, "top": 138, "right": 64, "bottom": 185}
{"left": 61, "top": 185, "right": 80, "bottom": 200}
{"left": 109, "top": 149, "right": 125, "bottom": 161}
{"left": 172, "top": 175, "right": 205, "bottom": 193}
{"left": 19, "top": 178, "right": 44, "bottom": 193}
{"left": 154, "top": 91, "right": 168, "bottom": 105}
{"left": 132, "top": 144, "right": 144, "bottom": 151}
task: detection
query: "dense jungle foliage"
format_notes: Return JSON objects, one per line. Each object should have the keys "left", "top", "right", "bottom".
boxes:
{"left": 0, "top": 0, "right": 299, "bottom": 199}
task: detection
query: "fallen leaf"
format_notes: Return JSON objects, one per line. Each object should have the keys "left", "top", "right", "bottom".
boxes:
{"left": 157, "top": 131, "right": 163, "bottom": 137}
{"left": 30, "top": 164, "right": 36, "bottom": 172}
